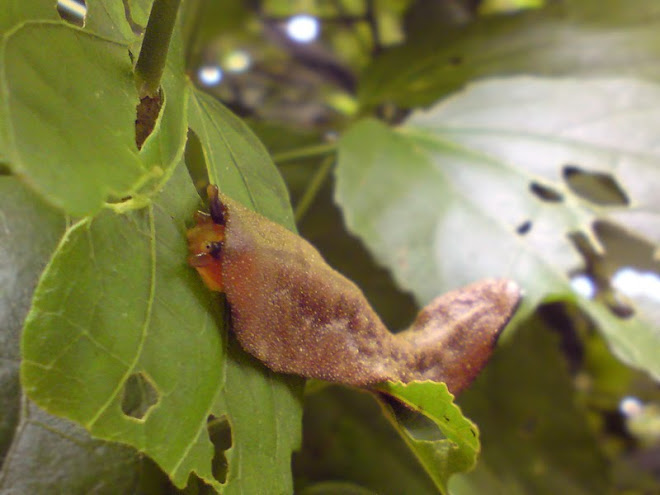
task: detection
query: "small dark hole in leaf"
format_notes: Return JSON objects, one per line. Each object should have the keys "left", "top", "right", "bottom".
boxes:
{"left": 470, "top": 429, "right": 477, "bottom": 437}
{"left": 516, "top": 220, "right": 532, "bottom": 235}
{"left": 207, "top": 415, "right": 232, "bottom": 484}
{"left": 57, "top": 0, "right": 87, "bottom": 27}
{"left": 529, "top": 182, "right": 563, "bottom": 203}
{"left": 184, "top": 129, "right": 211, "bottom": 199}
{"left": 135, "top": 91, "right": 163, "bottom": 149}
{"left": 121, "top": 373, "right": 159, "bottom": 420}
{"left": 563, "top": 165, "right": 629, "bottom": 206}
{"left": 443, "top": 415, "right": 450, "bottom": 422}
{"left": 449, "top": 55, "right": 463, "bottom": 66}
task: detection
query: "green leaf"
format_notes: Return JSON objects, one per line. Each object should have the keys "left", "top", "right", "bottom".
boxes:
{"left": 0, "top": 178, "right": 143, "bottom": 494}
{"left": 335, "top": 77, "right": 660, "bottom": 379}
{"left": 377, "top": 382, "right": 480, "bottom": 494}
{"left": 451, "top": 316, "right": 610, "bottom": 494}
{"left": 187, "top": 86, "right": 303, "bottom": 494}
{"left": 138, "top": 17, "right": 189, "bottom": 188}
{"left": 0, "top": 1, "right": 58, "bottom": 160}
{"left": 1, "top": 22, "right": 148, "bottom": 216}
{"left": 0, "top": 0, "right": 57, "bottom": 35}
{"left": 1, "top": 402, "right": 144, "bottom": 494}
{"left": 0, "top": 177, "right": 65, "bottom": 432}
{"left": 188, "top": 87, "right": 295, "bottom": 229}
{"left": 127, "top": 0, "right": 154, "bottom": 29}
{"left": 0, "top": 176, "right": 65, "bottom": 460}
{"left": 360, "top": 0, "right": 660, "bottom": 108}
{"left": 84, "top": 0, "right": 139, "bottom": 42}
{"left": 21, "top": 163, "right": 226, "bottom": 488}
{"left": 294, "top": 386, "right": 439, "bottom": 495}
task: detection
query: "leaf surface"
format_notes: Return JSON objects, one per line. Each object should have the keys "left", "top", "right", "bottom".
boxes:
{"left": 21, "top": 164, "right": 226, "bottom": 488}
{"left": 336, "top": 77, "right": 660, "bottom": 379}
{"left": 377, "top": 381, "right": 480, "bottom": 494}
{"left": 187, "top": 86, "right": 303, "bottom": 494}
{"left": 294, "top": 386, "right": 439, "bottom": 495}
{"left": 1, "top": 22, "right": 147, "bottom": 216}
{"left": 188, "top": 87, "right": 294, "bottom": 228}
{"left": 0, "top": 178, "right": 142, "bottom": 494}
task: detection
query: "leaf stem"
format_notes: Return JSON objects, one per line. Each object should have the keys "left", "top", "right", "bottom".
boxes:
{"left": 134, "top": 0, "right": 181, "bottom": 97}
{"left": 294, "top": 155, "right": 335, "bottom": 223}
{"left": 273, "top": 143, "right": 336, "bottom": 164}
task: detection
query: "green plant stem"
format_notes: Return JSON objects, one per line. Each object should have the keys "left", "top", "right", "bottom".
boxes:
{"left": 273, "top": 143, "right": 336, "bottom": 164}
{"left": 294, "top": 155, "right": 335, "bottom": 223}
{"left": 135, "top": 0, "right": 181, "bottom": 97}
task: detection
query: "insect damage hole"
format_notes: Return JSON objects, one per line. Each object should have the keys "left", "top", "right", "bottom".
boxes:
{"left": 529, "top": 182, "right": 563, "bottom": 203}
{"left": 121, "top": 372, "right": 159, "bottom": 420}
{"left": 57, "top": 0, "right": 87, "bottom": 27}
{"left": 207, "top": 415, "right": 232, "bottom": 484}
{"left": 516, "top": 220, "right": 532, "bottom": 235}
{"left": 563, "top": 165, "right": 629, "bottom": 206}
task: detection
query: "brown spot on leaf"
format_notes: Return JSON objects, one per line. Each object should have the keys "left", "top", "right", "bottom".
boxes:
{"left": 135, "top": 93, "right": 162, "bottom": 149}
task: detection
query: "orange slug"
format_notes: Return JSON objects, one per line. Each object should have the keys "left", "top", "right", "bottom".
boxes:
{"left": 187, "top": 185, "right": 521, "bottom": 395}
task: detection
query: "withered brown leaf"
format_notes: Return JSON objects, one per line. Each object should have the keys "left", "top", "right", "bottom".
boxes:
{"left": 188, "top": 187, "right": 521, "bottom": 395}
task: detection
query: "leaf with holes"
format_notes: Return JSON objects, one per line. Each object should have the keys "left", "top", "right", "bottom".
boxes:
{"left": 336, "top": 77, "right": 660, "bottom": 380}
{"left": 187, "top": 85, "right": 303, "bottom": 494}
{"left": 21, "top": 154, "right": 303, "bottom": 492}
{"left": 137, "top": 15, "right": 189, "bottom": 190}
{"left": 21, "top": 163, "right": 227, "bottom": 488}
{"left": 0, "top": 178, "right": 142, "bottom": 493}
{"left": 1, "top": 22, "right": 149, "bottom": 216}
{"left": 377, "top": 382, "right": 480, "bottom": 494}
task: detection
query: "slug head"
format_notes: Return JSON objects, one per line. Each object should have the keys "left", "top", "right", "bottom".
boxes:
{"left": 186, "top": 186, "right": 226, "bottom": 292}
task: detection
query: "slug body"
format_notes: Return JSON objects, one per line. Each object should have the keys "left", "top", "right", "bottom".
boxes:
{"left": 188, "top": 186, "right": 521, "bottom": 395}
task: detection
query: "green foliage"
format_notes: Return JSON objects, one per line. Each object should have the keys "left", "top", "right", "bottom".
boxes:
{"left": 0, "top": 179, "right": 145, "bottom": 493}
{"left": 376, "top": 382, "right": 480, "bottom": 493}
{"left": 2, "top": 0, "right": 660, "bottom": 493}
{"left": 360, "top": 0, "right": 660, "bottom": 107}
{"left": 2, "top": 23, "right": 144, "bottom": 215}
{"left": 454, "top": 317, "right": 610, "bottom": 494}
{"left": 336, "top": 77, "right": 660, "bottom": 380}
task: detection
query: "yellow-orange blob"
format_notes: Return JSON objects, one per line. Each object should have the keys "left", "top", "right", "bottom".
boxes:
{"left": 186, "top": 214, "right": 225, "bottom": 292}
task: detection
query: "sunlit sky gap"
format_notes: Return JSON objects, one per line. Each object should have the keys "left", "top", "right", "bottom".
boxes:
{"left": 58, "top": 0, "right": 87, "bottom": 19}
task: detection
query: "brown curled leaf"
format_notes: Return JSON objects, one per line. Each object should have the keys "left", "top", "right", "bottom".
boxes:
{"left": 188, "top": 186, "right": 521, "bottom": 395}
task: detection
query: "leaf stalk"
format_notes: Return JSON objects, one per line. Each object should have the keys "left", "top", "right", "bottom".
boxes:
{"left": 134, "top": 0, "right": 182, "bottom": 97}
